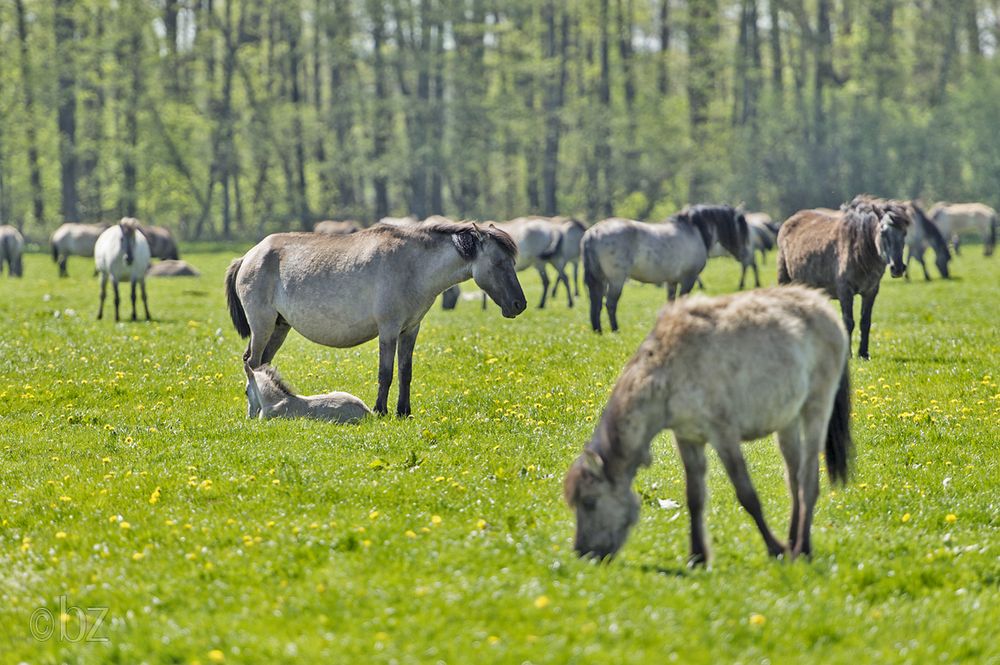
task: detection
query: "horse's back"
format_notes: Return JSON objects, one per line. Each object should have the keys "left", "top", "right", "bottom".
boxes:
{"left": 776, "top": 211, "right": 841, "bottom": 291}
{"left": 933, "top": 202, "right": 996, "bottom": 232}
{"left": 646, "top": 287, "right": 845, "bottom": 440}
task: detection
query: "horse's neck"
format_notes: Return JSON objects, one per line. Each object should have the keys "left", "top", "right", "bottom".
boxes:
{"left": 419, "top": 240, "right": 473, "bottom": 292}
{"left": 256, "top": 378, "right": 302, "bottom": 415}
{"left": 591, "top": 369, "right": 669, "bottom": 481}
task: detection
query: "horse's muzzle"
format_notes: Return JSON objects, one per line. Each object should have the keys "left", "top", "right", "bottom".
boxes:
{"left": 889, "top": 266, "right": 905, "bottom": 278}
{"left": 502, "top": 299, "right": 527, "bottom": 318}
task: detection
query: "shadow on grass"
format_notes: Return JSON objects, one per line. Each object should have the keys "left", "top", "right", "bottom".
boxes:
{"left": 633, "top": 562, "right": 691, "bottom": 578}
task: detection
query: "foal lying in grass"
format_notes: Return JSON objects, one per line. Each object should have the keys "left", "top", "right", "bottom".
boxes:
{"left": 244, "top": 363, "right": 371, "bottom": 423}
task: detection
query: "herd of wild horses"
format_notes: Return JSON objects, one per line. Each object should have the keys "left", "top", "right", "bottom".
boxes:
{"left": 3, "top": 195, "right": 996, "bottom": 564}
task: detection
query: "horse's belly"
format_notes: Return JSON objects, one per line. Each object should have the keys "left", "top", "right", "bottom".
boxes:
{"left": 276, "top": 292, "right": 379, "bottom": 348}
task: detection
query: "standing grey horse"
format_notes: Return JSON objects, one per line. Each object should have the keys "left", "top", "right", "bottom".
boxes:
{"left": 546, "top": 217, "right": 587, "bottom": 301}
{"left": 226, "top": 221, "right": 526, "bottom": 416}
{"left": 140, "top": 225, "right": 180, "bottom": 260}
{"left": 582, "top": 205, "right": 749, "bottom": 332}
{"left": 51, "top": 223, "right": 109, "bottom": 277}
{"left": 905, "top": 202, "right": 951, "bottom": 281}
{"left": 928, "top": 202, "right": 997, "bottom": 256}
{"left": 745, "top": 213, "right": 779, "bottom": 265}
{"left": 244, "top": 363, "right": 371, "bottom": 423}
{"left": 777, "top": 196, "right": 909, "bottom": 359}
{"left": 95, "top": 218, "right": 152, "bottom": 321}
{"left": 0, "top": 225, "right": 24, "bottom": 277}
{"left": 491, "top": 216, "right": 572, "bottom": 308}
{"left": 565, "top": 286, "right": 851, "bottom": 564}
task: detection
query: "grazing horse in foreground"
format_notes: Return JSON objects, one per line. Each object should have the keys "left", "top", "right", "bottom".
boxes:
{"left": 95, "top": 218, "right": 152, "bottom": 321}
{"left": 491, "top": 217, "right": 573, "bottom": 308}
{"left": 0, "top": 225, "right": 24, "bottom": 277}
{"left": 582, "top": 205, "right": 749, "bottom": 333}
{"left": 777, "top": 196, "right": 909, "bottom": 359}
{"left": 905, "top": 202, "right": 951, "bottom": 281}
{"left": 565, "top": 286, "right": 851, "bottom": 564}
{"left": 314, "top": 220, "right": 363, "bottom": 236}
{"left": 226, "top": 220, "right": 526, "bottom": 416}
{"left": 928, "top": 202, "right": 997, "bottom": 256}
{"left": 244, "top": 363, "right": 371, "bottom": 423}
{"left": 140, "top": 225, "right": 180, "bottom": 260}
{"left": 51, "top": 223, "right": 108, "bottom": 277}
{"left": 547, "top": 217, "right": 587, "bottom": 301}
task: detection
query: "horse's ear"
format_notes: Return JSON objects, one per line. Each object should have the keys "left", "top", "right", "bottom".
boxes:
{"left": 243, "top": 361, "right": 255, "bottom": 381}
{"left": 451, "top": 231, "right": 479, "bottom": 260}
{"left": 581, "top": 449, "right": 605, "bottom": 478}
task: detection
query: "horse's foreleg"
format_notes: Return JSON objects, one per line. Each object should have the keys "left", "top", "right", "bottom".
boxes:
{"left": 677, "top": 440, "right": 709, "bottom": 566}
{"left": 130, "top": 279, "right": 138, "bottom": 321}
{"left": 679, "top": 273, "right": 699, "bottom": 298}
{"left": 59, "top": 255, "right": 68, "bottom": 278}
{"left": 395, "top": 326, "right": 420, "bottom": 417}
{"left": 776, "top": 422, "right": 803, "bottom": 553}
{"left": 572, "top": 261, "right": 580, "bottom": 297}
{"left": 555, "top": 266, "right": 573, "bottom": 307}
{"left": 837, "top": 290, "right": 855, "bottom": 358}
{"left": 857, "top": 291, "right": 878, "bottom": 360}
{"left": 605, "top": 283, "right": 624, "bottom": 333}
{"left": 713, "top": 438, "right": 787, "bottom": 559}
{"left": 97, "top": 273, "right": 108, "bottom": 319}
{"left": 112, "top": 279, "right": 122, "bottom": 322}
{"left": 752, "top": 260, "right": 760, "bottom": 288}
{"left": 374, "top": 333, "right": 398, "bottom": 416}
{"left": 536, "top": 265, "right": 550, "bottom": 309}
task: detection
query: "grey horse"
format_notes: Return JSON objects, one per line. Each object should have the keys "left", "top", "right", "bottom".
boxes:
{"left": 546, "top": 217, "right": 587, "bottom": 302}
{"left": 905, "top": 202, "right": 951, "bottom": 280}
{"left": 0, "top": 225, "right": 24, "bottom": 277}
{"left": 314, "top": 220, "right": 363, "bottom": 236}
{"left": 582, "top": 205, "right": 749, "bottom": 333}
{"left": 928, "top": 202, "right": 997, "bottom": 256}
{"left": 491, "top": 216, "right": 573, "bottom": 308}
{"left": 244, "top": 363, "right": 371, "bottom": 423}
{"left": 565, "top": 286, "right": 852, "bottom": 564}
{"left": 95, "top": 218, "right": 152, "bottom": 322}
{"left": 226, "top": 220, "right": 526, "bottom": 416}
{"left": 777, "top": 195, "right": 909, "bottom": 360}
{"left": 51, "top": 223, "right": 109, "bottom": 277}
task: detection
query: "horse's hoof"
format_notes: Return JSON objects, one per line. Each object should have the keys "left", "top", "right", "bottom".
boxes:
{"left": 687, "top": 553, "right": 708, "bottom": 568}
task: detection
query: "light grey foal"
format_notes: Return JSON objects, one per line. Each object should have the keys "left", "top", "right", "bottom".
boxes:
{"left": 244, "top": 363, "right": 371, "bottom": 423}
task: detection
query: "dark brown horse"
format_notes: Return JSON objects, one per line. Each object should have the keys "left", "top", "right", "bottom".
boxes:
{"left": 777, "top": 196, "right": 910, "bottom": 359}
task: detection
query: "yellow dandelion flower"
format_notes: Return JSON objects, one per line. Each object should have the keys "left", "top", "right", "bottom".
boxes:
{"left": 119, "top": 521, "right": 131, "bottom": 530}
{"left": 431, "top": 515, "right": 442, "bottom": 526}
{"left": 131, "top": 551, "right": 144, "bottom": 561}
{"left": 375, "top": 632, "right": 389, "bottom": 642}
{"left": 369, "top": 510, "right": 379, "bottom": 520}
{"left": 487, "top": 635, "right": 500, "bottom": 645}
{"left": 59, "top": 495, "right": 72, "bottom": 502}
{"left": 208, "top": 649, "right": 225, "bottom": 663}
{"left": 149, "top": 487, "right": 161, "bottom": 505}
{"left": 55, "top": 531, "right": 67, "bottom": 539}
{"left": 534, "top": 595, "right": 550, "bottom": 609}
{"left": 901, "top": 513, "right": 911, "bottom": 523}
{"left": 945, "top": 514, "right": 957, "bottom": 523}
{"left": 749, "top": 613, "right": 767, "bottom": 626}
{"left": 476, "top": 519, "right": 487, "bottom": 530}
{"left": 405, "top": 530, "right": 417, "bottom": 538}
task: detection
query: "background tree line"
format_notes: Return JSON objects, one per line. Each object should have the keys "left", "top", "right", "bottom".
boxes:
{"left": 1, "top": 0, "right": 998, "bottom": 240}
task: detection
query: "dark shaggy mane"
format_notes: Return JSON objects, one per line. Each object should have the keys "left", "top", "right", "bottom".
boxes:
{"left": 255, "top": 364, "right": 296, "bottom": 397}
{"left": 843, "top": 194, "right": 911, "bottom": 231}
{"left": 683, "top": 204, "right": 748, "bottom": 257}
{"left": 423, "top": 220, "right": 519, "bottom": 258}
{"left": 840, "top": 209, "right": 885, "bottom": 271}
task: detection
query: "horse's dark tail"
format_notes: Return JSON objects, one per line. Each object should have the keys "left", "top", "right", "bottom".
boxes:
{"left": 225, "top": 258, "right": 251, "bottom": 339}
{"left": 987, "top": 212, "right": 997, "bottom": 255}
{"left": 825, "top": 360, "right": 853, "bottom": 485}
{"left": 582, "top": 234, "right": 606, "bottom": 332}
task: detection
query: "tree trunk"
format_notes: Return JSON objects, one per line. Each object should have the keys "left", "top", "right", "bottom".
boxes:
{"left": 14, "top": 0, "right": 45, "bottom": 226}
{"left": 329, "top": 0, "right": 358, "bottom": 214}
{"left": 370, "top": 0, "right": 391, "bottom": 221}
{"left": 734, "top": 0, "right": 761, "bottom": 126}
{"left": 658, "top": 0, "right": 671, "bottom": 95}
{"left": 597, "top": 0, "right": 613, "bottom": 216}
{"left": 286, "top": 8, "right": 310, "bottom": 229}
{"left": 768, "top": 0, "right": 783, "bottom": 93}
{"left": 119, "top": 7, "right": 142, "bottom": 218}
{"left": 79, "top": 6, "right": 106, "bottom": 220}
{"left": 686, "top": 0, "right": 718, "bottom": 202}
{"left": 542, "top": 2, "right": 569, "bottom": 216}
{"left": 617, "top": 0, "right": 638, "bottom": 193}
{"left": 55, "top": 0, "right": 80, "bottom": 223}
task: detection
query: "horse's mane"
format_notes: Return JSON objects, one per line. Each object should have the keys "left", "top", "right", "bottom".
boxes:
{"left": 119, "top": 217, "right": 142, "bottom": 235}
{"left": 910, "top": 202, "right": 951, "bottom": 257}
{"left": 839, "top": 206, "right": 888, "bottom": 271}
{"left": 253, "top": 364, "right": 296, "bottom": 398}
{"left": 421, "top": 220, "right": 519, "bottom": 258}
{"left": 683, "top": 205, "right": 748, "bottom": 255}
{"left": 843, "top": 195, "right": 911, "bottom": 231}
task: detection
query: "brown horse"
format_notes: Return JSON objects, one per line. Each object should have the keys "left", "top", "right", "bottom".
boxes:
{"left": 777, "top": 196, "right": 909, "bottom": 359}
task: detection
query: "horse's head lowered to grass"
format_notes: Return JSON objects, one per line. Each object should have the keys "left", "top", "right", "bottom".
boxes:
{"left": 564, "top": 446, "right": 640, "bottom": 561}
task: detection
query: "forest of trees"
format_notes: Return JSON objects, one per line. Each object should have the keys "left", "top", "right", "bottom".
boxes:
{"left": 1, "top": 0, "right": 998, "bottom": 240}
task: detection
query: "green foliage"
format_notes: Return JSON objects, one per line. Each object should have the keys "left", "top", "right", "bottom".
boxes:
{"left": 0, "top": 248, "right": 998, "bottom": 662}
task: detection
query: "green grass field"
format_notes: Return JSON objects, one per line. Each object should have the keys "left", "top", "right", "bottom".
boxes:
{"left": 1, "top": 247, "right": 998, "bottom": 664}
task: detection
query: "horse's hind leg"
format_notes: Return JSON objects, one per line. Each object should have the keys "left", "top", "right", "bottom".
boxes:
{"left": 606, "top": 282, "right": 624, "bottom": 333}
{"left": 97, "top": 273, "right": 108, "bottom": 319}
{"left": 244, "top": 310, "right": 278, "bottom": 366}
{"left": 712, "top": 436, "right": 787, "bottom": 559}
{"left": 776, "top": 422, "right": 803, "bottom": 552}
{"left": 140, "top": 279, "right": 151, "bottom": 320}
{"left": 374, "top": 331, "right": 398, "bottom": 416}
{"left": 112, "top": 279, "right": 122, "bottom": 322}
{"left": 791, "top": 404, "right": 828, "bottom": 559}
{"left": 536, "top": 264, "right": 550, "bottom": 309}
{"left": 857, "top": 290, "right": 878, "bottom": 360}
{"left": 677, "top": 440, "right": 710, "bottom": 566}
{"left": 587, "top": 278, "right": 606, "bottom": 333}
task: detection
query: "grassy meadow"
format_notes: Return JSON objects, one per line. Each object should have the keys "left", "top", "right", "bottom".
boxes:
{"left": 1, "top": 246, "right": 998, "bottom": 664}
